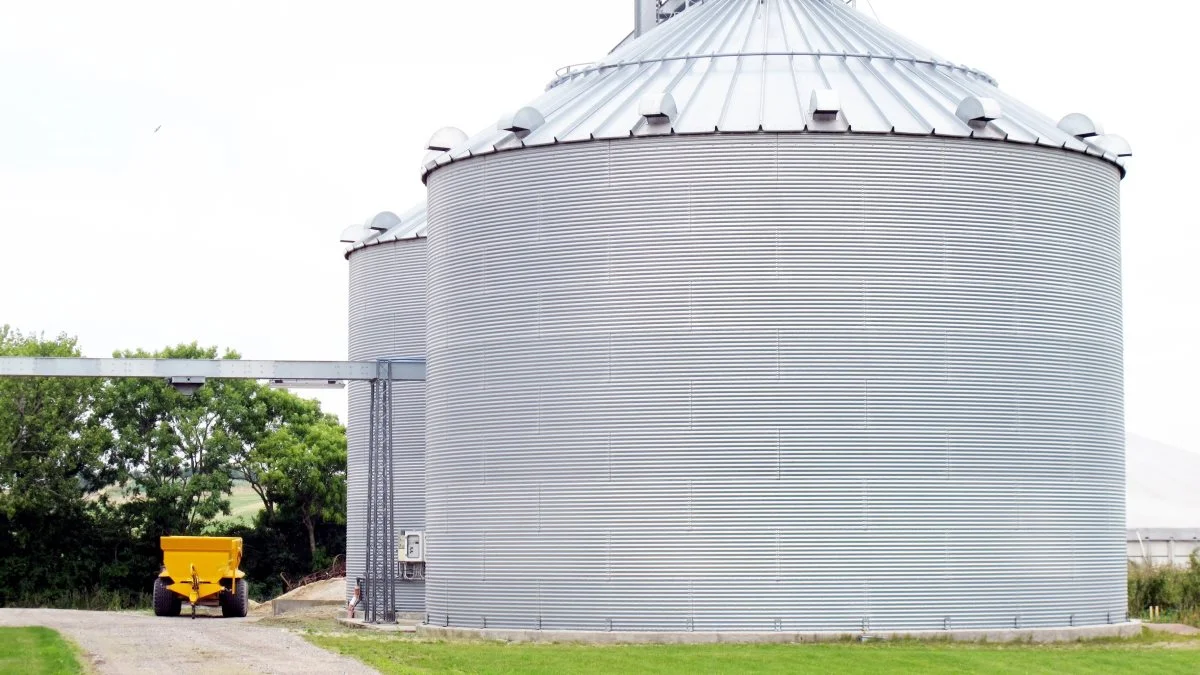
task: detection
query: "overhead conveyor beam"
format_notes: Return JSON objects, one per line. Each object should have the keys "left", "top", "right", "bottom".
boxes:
{"left": 0, "top": 357, "right": 426, "bottom": 382}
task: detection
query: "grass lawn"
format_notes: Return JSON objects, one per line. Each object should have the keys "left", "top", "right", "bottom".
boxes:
{"left": 306, "top": 628, "right": 1200, "bottom": 675}
{"left": 0, "top": 627, "right": 83, "bottom": 675}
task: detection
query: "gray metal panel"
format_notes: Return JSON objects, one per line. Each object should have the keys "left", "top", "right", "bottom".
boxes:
{"left": 425, "top": 134, "right": 1124, "bottom": 631}
{"left": 1127, "top": 529, "right": 1200, "bottom": 568}
{"left": 347, "top": 238, "right": 428, "bottom": 611}
{"left": 423, "top": 0, "right": 1125, "bottom": 180}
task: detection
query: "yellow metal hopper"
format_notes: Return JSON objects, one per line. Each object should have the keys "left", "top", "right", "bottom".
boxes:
{"left": 154, "top": 536, "right": 248, "bottom": 618}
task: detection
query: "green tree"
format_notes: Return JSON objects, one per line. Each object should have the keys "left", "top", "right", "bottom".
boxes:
{"left": 0, "top": 326, "right": 116, "bottom": 602}
{"left": 217, "top": 385, "right": 324, "bottom": 523}
{"left": 0, "top": 326, "right": 112, "bottom": 514}
{"left": 258, "top": 413, "right": 347, "bottom": 556}
{"left": 95, "top": 343, "right": 239, "bottom": 536}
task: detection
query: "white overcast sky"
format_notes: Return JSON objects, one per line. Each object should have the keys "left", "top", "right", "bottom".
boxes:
{"left": 1, "top": 1, "right": 1196, "bottom": 453}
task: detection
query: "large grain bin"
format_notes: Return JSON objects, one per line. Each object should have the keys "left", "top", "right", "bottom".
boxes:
{"left": 421, "top": 0, "right": 1130, "bottom": 632}
{"left": 345, "top": 204, "right": 428, "bottom": 612}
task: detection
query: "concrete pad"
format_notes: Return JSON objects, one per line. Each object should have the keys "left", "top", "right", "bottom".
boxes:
{"left": 417, "top": 621, "right": 1142, "bottom": 644}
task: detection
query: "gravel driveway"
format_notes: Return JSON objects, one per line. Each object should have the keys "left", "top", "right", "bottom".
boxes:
{"left": 0, "top": 608, "right": 377, "bottom": 674}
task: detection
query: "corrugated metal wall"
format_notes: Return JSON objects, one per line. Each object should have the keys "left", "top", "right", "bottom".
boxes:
{"left": 424, "top": 133, "right": 1125, "bottom": 631}
{"left": 347, "top": 239, "right": 427, "bottom": 611}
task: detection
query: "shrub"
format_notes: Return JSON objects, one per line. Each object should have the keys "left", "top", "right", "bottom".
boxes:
{"left": 1129, "top": 553, "right": 1200, "bottom": 626}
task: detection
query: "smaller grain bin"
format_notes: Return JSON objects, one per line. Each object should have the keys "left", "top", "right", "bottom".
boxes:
{"left": 343, "top": 204, "right": 428, "bottom": 612}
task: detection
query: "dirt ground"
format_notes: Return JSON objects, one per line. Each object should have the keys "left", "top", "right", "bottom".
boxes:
{"left": 273, "top": 577, "right": 346, "bottom": 602}
{"left": 1146, "top": 622, "right": 1200, "bottom": 636}
{"left": 0, "top": 608, "right": 377, "bottom": 674}
{"left": 246, "top": 577, "right": 347, "bottom": 619}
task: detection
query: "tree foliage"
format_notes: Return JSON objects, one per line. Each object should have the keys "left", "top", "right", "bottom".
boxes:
{"left": 97, "top": 343, "right": 242, "bottom": 536}
{"left": 217, "top": 385, "right": 326, "bottom": 523}
{"left": 0, "top": 327, "right": 129, "bottom": 601}
{"left": 0, "top": 327, "right": 110, "bottom": 516}
{"left": 259, "top": 411, "right": 347, "bottom": 555}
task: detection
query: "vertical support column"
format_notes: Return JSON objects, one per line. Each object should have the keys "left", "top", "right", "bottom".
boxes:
{"left": 383, "top": 360, "right": 397, "bottom": 620}
{"left": 363, "top": 361, "right": 397, "bottom": 623}
{"left": 363, "top": 374, "right": 378, "bottom": 622}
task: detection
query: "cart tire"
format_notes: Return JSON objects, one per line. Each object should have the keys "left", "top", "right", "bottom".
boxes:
{"left": 153, "top": 578, "right": 181, "bottom": 617}
{"left": 220, "top": 578, "right": 249, "bottom": 618}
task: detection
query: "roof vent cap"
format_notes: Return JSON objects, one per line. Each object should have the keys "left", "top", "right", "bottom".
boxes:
{"left": 497, "top": 107, "right": 545, "bottom": 138}
{"left": 639, "top": 92, "right": 678, "bottom": 124}
{"left": 810, "top": 89, "right": 841, "bottom": 119}
{"left": 956, "top": 96, "right": 1002, "bottom": 125}
{"left": 426, "top": 127, "right": 468, "bottom": 153}
{"left": 1088, "top": 133, "right": 1133, "bottom": 158}
{"left": 365, "top": 211, "right": 401, "bottom": 233}
{"left": 1058, "top": 113, "right": 1104, "bottom": 138}
{"left": 339, "top": 224, "right": 370, "bottom": 244}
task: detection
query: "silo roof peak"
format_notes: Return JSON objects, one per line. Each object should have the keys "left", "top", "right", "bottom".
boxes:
{"left": 422, "top": 0, "right": 1126, "bottom": 181}
{"left": 344, "top": 202, "right": 428, "bottom": 258}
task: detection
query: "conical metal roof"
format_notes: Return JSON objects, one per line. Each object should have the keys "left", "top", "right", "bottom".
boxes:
{"left": 423, "top": 0, "right": 1127, "bottom": 179}
{"left": 343, "top": 202, "right": 427, "bottom": 258}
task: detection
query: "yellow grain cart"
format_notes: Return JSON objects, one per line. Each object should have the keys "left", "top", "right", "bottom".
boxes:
{"left": 153, "top": 536, "right": 249, "bottom": 618}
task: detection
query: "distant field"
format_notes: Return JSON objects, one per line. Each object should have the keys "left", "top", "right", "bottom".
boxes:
{"left": 226, "top": 482, "right": 264, "bottom": 524}
{"left": 99, "top": 481, "right": 264, "bottom": 525}
{"left": 0, "top": 627, "right": 82, "bottom": 675}
{"left": 307, "top": 628, "right": 1200, "bottom": 675}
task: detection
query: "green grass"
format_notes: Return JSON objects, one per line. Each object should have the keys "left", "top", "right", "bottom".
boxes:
{"left": 305, "top": 628, "right": 1200, "bottom": 675}
{"left": 226, "top": 482, "right": 265, "bottom": 524}
{"left": 0, "top": 627, "right": 84, "bottom": 675}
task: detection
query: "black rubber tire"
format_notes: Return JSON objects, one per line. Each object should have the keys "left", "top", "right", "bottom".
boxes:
{"left": 220, "top": 578, "right": 249, "bottom": 618}
{"left": 153, "top": 578, "right": 181, "bottom": 617}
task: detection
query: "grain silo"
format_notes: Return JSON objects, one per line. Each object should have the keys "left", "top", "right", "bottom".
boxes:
{"left": 344, "top": 204, "right": 428, "bottom": 613}
{"left": 417, "top": 0, "right": 1131, "bottom": 633}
